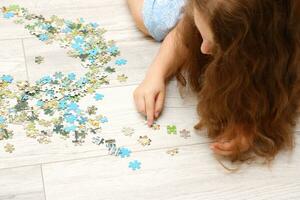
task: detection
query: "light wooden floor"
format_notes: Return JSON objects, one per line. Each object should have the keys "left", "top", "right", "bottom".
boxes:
{"left": 0, "top": 1, "right": 300, "bottom": 200}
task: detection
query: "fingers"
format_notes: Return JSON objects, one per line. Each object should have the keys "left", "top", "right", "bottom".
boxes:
{"left": 133, "top": 87, "right": 165, "bottom": 126}
{"left": 133, "top": 91, "right": 146, "bottom": 116}
{"left": 213, "top": 140, "right": 234, "bottom": 151}
{"left": 210, "top": 135, "right": 252, "bottom": 156}
{"left": 154, "top": 92, "right": 165, "bottom": 118}
{"left": 145, "top": 93, "right": 155, "bottom": 126}
{"left": 210, "top": 141, "right": 234, "bottom": 156}
{"left": 133, "top": 90, "right": 157, "bottom": 126}
{"left": 210, "top": 146, "right": 234, "bottom": 156}
{"left": 209, "top": 123, "right": 255, "bottom": 157}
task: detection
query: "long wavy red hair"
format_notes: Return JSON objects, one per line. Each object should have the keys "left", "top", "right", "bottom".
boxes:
{"left": 176, "top": 0, "right": 300, "bottom": 162}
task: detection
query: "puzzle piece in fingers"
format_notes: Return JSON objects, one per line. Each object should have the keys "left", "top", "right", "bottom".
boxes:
{"left": 143, "top": 119, "right": 160, "bottom": 130}
{"left": 152, "top": 123, "right": 160, "bottom": 130}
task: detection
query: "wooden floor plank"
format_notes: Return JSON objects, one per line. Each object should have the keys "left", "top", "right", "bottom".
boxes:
{"left": 0, "top": 165, "right": 45, "bottom": 200}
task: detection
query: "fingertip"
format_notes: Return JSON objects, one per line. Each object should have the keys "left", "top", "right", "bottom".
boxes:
{"left": 154, "top": 111, "right": 160, "bottom": 118}
{"left": 147, "top": 119, "right": 153, "bottom": 127}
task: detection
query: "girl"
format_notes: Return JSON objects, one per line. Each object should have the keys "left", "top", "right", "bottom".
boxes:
{"left": 127, "top": 0, "right": 300, "bottom": 162}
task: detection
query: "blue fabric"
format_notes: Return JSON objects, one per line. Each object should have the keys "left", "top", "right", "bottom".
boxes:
{"left": 142, "top": 0, "right": 187, "bottom": 42}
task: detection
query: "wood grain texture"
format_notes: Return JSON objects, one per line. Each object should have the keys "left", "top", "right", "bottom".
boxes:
{"left": 41, "top": 136, "right": 300, "bottom": 200}
{"left": 0, "top": 0, "right": 300, "bottom": 199}
{"left": 0, "top": 165, "right": 45, "bottom": 200}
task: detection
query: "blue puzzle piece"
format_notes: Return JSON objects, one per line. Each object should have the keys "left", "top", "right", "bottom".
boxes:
{"left": 100, "top": 116, "right": 108, "bottom": 123}
{"left": 128, "top": 160, "right": 141, "bottom": 171}
{"left": 64, "top": 114, "right": 77, "bottom": 124}
{"left": 1, "top": 75, "right": 13, "bottom": 83}
{"left": 119, "top": 147, "right": 132, "bottom": 158}
{"left": 94, "top": 93, "right": 104, "bottom": 101}
{"left": 107, "top": 45, "right": 118, "bottom": 54}
{"left": 4, "top": 12, "right": 14, "bottom": 19}
{"left": 39, "top": 75, "right": 52, "bottom": 84}
{"left": 90, "top": 22, "right": 99, "bottom": 28}
{"left": 67, "top": 73, "right": 76, "bottom": 81}
{"left": 61, "top": 27, "right": 72, "bottom": 33}
{"left": 54, "top": 72, "right": 63, "bottom": 79}
{"left": 88, "top": 48, "right": 99, "bottom": 57}
{"left": 36, "top": 100, "right": 45, "bottom": 107}
{"left": 0, "top": 116, "right": 6, "bottom": 124}
{"left": 115, "top": 59, "right": 127, "bottom": 66}
{"left": 74, "top": 36, "right": 84, "bottom": 44}
{"left": 67, "top": 102, "right": 80, "bottom": 112}
{"left": 39, "top": 34, "right": 49, "bottom": 41}
{"left": 64, "top": 125, "right": 77, "bottom": 133}
{"left": 58, "top": 99, "right": 68, "bottom": 109}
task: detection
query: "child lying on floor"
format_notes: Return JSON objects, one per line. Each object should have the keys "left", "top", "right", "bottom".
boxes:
{"left": 127, "top": 0, "right": 300, "bottom": 162}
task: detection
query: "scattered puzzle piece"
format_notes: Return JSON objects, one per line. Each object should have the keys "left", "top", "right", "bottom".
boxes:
{"left": 138, "top": 135, "right": 151, "bottom": 146}
{"left": 94, "top": 93, "right": 104, "bottom": 101}
{"left": 119, "top": 147, "right": 132, "bottom": 158}
{"left": 166, "top": 148, "right": 179, "bottom": 156}
{"left": 152, "top": 123, "right": 160, "bottom": 130}
{"left": 92, "top": 136, "right": 121, "bottom": 156}
{"left": 143, "top": 119, "right": 160, "bottom": 130}
{"left": 167, "top": 125, "right": 177, "bottom": 135}
{"left": 87, "top": 106, "right": 97, "bottom": 115}
{"left": 179, "top": 129, "right": 191, "bottom": 139}
{"left": 117, "top": 74, "right": 128, "bottom": 83}
{"left": 128, "top": 160, "right": 141, "bottom": 171}
{"left": 115, "top": 59, "right": 127, "bottom": 66}
{"left": 92, "top": 136, "right": 105, "bottom": 145}
{"left": 1, "top": 74, "right": 13, "bottom": 83}
{"left": 34, "top": 56, "right": 44, "bottom": 64}
{"left": 122, "top": 127, "right": 134, "bottom": 136}
{"left": 4, "top": 143, "right": 15, "bottom": 153}
{"left": 37, "top": 135, "right": 51, "bottom": 144}
{"left": 105, "top": 139, "right": 120, "bottom": 156}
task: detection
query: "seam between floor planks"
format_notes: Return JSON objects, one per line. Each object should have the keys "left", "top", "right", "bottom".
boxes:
{"left": 21, "top": 38, "right": 30, "bottom": 82}
{"left": 0, "top": 36, "right": 35, "bottom": 41}
{"left": 40, "top": 165, "right": 47, "bottom": 200}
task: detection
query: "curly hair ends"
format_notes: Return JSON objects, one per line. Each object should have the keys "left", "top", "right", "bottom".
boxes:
{"left": 176, "top": 0, "right": 300, "bottom": 162}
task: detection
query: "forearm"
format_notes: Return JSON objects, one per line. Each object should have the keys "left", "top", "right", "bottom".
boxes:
{"left": 145, "top": 22, "right": 188, "bottom": 82}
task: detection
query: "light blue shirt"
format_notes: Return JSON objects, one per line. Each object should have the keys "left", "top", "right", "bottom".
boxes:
{"left": 143, "top": 0, "right": 187, "bottom": 42}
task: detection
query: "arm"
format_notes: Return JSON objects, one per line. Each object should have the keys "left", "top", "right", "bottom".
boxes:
{"left": 145, "top": 21, "right": 188, "bottom": 81}
{"left": 133, "top": 20, "right": 188, "bottom": 126}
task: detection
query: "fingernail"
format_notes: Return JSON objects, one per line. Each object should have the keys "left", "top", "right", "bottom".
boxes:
{"left": 155, "top": 112, "right": 159, "bottom": 118}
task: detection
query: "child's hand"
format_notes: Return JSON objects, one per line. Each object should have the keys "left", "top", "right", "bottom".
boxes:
{"left": 133, "top": 75, "right": 166, "bottom": 126}
{"left": 132, "top": 22, "right": 187, "bottom": 127}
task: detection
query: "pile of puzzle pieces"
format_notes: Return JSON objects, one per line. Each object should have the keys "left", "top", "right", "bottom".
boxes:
{"left": 0, "top": 4, "right": 127, "bottom": 146}
{"left": 0, "top": 5, "right": 193, "bottom": 171}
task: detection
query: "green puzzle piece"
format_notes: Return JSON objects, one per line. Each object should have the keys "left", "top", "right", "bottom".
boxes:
{"left": 167, "top": 125, "right": 177, "bottom": 135}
